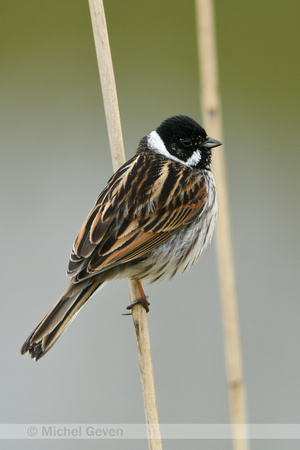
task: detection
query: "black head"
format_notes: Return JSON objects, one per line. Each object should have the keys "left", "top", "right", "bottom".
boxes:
{"left": 146, "top": 115, "right": 221, "bottom": 170}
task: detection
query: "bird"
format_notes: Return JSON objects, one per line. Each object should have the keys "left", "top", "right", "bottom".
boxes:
{"left": 21, "top": 115, "right": 221, "bottom": 360}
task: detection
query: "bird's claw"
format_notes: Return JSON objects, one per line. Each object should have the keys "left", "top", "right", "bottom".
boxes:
{"left": 126, "top": 297, "right": 150, "bottom": 313}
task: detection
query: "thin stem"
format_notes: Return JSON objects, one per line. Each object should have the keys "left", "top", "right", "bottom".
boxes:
{"left": 88, "top": 1, "right": 162, "bottom": 448}
{"left": 88, "top": 0, "right": 125, "bottom": 171}
{"left": 195, "top": 0, "right": 249, "bottom": 449}
{"left": 129, "top": 282, "right": 162, "bottom": 446}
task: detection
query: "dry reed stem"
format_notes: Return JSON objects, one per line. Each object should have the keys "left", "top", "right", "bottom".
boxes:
{"left": 88, "top": 1, "right": 162, "bottom": 448}
{"left": 129, "top": 282, "right": 162, "bottom": 445}
{"left": 195, "top": 0, "right": 249, "bottom": 449}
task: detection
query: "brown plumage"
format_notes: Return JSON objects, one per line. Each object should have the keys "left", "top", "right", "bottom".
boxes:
{"left": 21, "top": 115, "right": 221, "bottom": 360}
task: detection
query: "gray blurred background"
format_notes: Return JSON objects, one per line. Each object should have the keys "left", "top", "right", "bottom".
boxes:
{"left": 1, "top": 1, "right": 300, "bottom": 449}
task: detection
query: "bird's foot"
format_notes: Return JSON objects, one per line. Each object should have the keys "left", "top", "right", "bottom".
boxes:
{"left": 125, "top": 297, "right": 150, "bottom": 314}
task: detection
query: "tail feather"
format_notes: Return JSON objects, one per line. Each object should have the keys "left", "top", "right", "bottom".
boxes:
{"left": 21, "top": 279, "right": 104, "bottom": 360}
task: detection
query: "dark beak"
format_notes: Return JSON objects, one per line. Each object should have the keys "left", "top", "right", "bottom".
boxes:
{"left": 204, "top": 136, "right": 222, "bottom": 149}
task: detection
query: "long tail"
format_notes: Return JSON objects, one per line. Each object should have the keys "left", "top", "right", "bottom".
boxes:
{"left": 21, "top": 279, "right": 104, "bottom": 360}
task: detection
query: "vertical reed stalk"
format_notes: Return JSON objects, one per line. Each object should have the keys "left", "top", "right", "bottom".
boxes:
{"left": 195, "top": 1, "right": 249, "bottom": 448}
{"left": 88, "top": 1, "right": 162, "bottom": 448}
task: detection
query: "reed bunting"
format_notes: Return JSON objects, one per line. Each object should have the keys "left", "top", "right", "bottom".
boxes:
{"left": 21, "top": 115, "right": 221, "bottom": 360}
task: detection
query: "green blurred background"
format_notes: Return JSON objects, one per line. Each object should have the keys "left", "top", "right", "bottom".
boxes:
{"left": 1, "top": 1, "right": 299, "bottom": 449}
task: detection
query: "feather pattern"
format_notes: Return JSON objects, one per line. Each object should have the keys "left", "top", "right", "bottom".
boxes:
{"left": 68, "top": 152, "right": 216, "bottom": 284}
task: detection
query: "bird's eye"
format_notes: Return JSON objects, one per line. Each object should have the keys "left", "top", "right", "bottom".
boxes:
{"left": 181, "top": 138, "right": 192, "bottom": 147}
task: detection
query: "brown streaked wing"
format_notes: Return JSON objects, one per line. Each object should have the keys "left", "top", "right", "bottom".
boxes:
{"left": 67, "top": 155, "right": 144, "bottom": 276}
{"left": 71, "top": 156, "right": 207, "bottom": 279}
